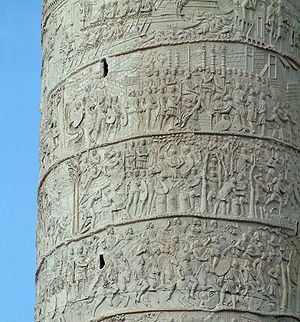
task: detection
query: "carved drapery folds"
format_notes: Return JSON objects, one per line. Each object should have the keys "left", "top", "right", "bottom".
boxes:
{"left": 37, "top": 0, "right": 300, "bottom": 321}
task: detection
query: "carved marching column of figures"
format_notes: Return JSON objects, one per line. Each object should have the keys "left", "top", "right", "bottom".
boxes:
{"left": 37, "top": 0, "right": 300, "bottom": 322}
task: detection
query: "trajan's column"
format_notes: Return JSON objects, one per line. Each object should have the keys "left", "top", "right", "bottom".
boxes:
{"left": 36, "top": 0, "right": 300, "bottom": 321}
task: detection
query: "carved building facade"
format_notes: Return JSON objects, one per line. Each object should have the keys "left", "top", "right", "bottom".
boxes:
{"left": 36, "top": 0, "right": 300, "bottom": 321}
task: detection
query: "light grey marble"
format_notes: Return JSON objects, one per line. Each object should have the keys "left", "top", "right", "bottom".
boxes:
{"left": 37, "top": 0, "right": 300, "bottom": 321}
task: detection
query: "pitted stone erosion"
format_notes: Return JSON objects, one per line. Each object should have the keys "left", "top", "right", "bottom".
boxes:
{"left": 36, "top": 1, "right": 300, "bottom": 321}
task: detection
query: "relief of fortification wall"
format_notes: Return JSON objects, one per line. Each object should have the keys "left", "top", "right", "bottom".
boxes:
{"left": 41, "top": 0, "right": 300, "bottom": 91}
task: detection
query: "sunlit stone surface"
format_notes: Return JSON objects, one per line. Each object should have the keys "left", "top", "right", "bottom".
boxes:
{"left": 36, "top": 0, "right": 300, "bottom": 321}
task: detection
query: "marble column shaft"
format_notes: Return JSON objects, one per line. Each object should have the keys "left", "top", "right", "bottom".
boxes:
{"left": 36, "top": 1, "right": 300, "bottom": 321}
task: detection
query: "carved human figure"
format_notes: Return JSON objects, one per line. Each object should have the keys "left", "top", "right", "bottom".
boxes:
{"left": 253, "top": 173, "right": 267, "bottom": 219}
{"left": 136, "top": 140, "right": 149, "bottom": 170}
{"left": 95, "top": 95, "right": 107, "bottom": 142}
{"left": 213, "top": 176, "right": 237, "bottom": 217}
{"left": 264, "top": 170, "right": 287, "bottom": 216}
{"left": 218, "top": 259, "right": 240, "bottom": 308}
{"left": 267, "top": 264, "right": 281, "bottom": 303}
{"left": 156, "top": 87, "right": 167, "bottom": 130}
{"left": 257, "top": 92, "right": 267, "bottom": 136}
{"left": 231, "top": 173, "right": 248, "bottom": 217}
{"left": 141, "top": 86, "right": 157, "bottom": 131}
{"left": 205, "top": 155, "right": 219, "bottom": 213}
{"left": 125, "top": 90, "right": 140, "bottom": 132}
{"left": 266, "top": 1, "right": 276, "bottom": 43}
{"left": 162, "top": 86, "right": 181, "bottom": 130}
{"left": 73, "top": 246, "right": 89, "bottom": 298}
{"left": 246, "top": 89, "right": 257, "bottom": 134}
{"left": 80, "top": 190, "right": 102, "bottom": 234}
{"left": 126, "top": 171, "right": 141, "bottom": 218}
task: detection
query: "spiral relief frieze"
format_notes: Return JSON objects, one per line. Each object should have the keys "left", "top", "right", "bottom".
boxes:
{"left": 37, "top": 1, "right": 300, "bottom": 321}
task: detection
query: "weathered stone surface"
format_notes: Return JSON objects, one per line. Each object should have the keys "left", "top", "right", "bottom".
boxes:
{"left": 37, "top": 0, "right": 300, "bottom": 321}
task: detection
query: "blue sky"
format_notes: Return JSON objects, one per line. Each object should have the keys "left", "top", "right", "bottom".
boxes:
{"left": 0, "top": 1, "right": 41, "bottom": 321}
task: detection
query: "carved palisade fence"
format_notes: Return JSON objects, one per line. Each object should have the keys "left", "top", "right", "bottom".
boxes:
{"left": 36, "top": 0, "right": 300, "bottom": 321}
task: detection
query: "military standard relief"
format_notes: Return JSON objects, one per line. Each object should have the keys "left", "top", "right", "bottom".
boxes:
{"left": 40, "top": 42, "right": 300, "bottom": 175}
{"left": 41, "top": 0, "right": 300, "bottom": 91}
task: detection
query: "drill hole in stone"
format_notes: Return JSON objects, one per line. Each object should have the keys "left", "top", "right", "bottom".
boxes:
{"left": 101, "top": 58, "right": 108, "bottom": 78}
{"left": 99, "top": 254, "right": 105, "bottom": 269}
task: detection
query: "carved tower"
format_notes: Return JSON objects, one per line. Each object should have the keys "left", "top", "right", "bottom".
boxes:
{"left": 37, "top": 0, "right": 300, "bottom": 321}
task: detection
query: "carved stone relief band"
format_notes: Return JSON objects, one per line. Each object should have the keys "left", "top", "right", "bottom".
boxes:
{"left": 37, "top": 134, "right": 300, "bottom": 257}
{"left": 42, "top": 27, "right": 300, "bottom": 95}
{"left": 37, "top": 0, "right": 300, "bottom": 321}
{"left": 41, "top": 0, "right": 300, "bottom": 69}
{"left": 36, "top": 132, "right": 300, "bottom": 321}
{"left": 40, "top": 41, "right": 300, "bottom": 176}
{"left": 36, "top": 218, "right": 300, "bottom": 321}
